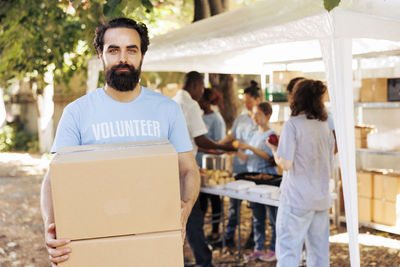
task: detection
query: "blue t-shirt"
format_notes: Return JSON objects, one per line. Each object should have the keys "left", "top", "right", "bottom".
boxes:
{"left": 231, "top": 113, "right": 257, "bottom": 174}
{"left": 195, "top": 112, "right": 226, "bottom": 166}
{"left": 245, "top": 129, "right": 278, "bottom": 175}
{"left": 51, "top": 87, "right": 192, "bottom": 153}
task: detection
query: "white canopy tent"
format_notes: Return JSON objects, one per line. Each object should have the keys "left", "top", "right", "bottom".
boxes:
{"left": 141, "top": 1, "right": 400, "bottom": 266}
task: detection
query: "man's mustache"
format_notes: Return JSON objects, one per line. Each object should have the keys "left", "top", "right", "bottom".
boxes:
{"left": 111, "top": 64, "right": 135, "bottom": 73}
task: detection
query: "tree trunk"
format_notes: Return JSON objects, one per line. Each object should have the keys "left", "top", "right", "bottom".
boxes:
{"left": 194, "top": 0, "right": 239, "bottom": 130}
{"left": 194, "top": 0, "right": 210, "bottom": 22}
{"left": 209, "top": 73, "right": 241, "bottom": 130}
{"left": 221, "top": 0, "right": 229, "bottom": 11}
{"left": 32, "top": 78, "right": 55, "bottom": 153}
{"left": 208, "top": 0, "right": 224, "bottom": 15}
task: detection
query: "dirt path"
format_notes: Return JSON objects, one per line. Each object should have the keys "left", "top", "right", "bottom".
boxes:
{"left": 1, "top": 152, "right": 400, "bottom": 266}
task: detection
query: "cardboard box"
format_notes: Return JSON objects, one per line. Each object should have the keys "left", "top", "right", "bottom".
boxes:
{"left": 358, "top": 196, "right": 372, "bottom": 222}
{"left": 359, "top": 78, "right": 388, "bottom": 102}
{"left": 59, "top": 231, "right": 183, "bottom": 267}
{"left": 354, "top": 125, "right": 375, "bottom": 148}
{"left": 357, "top": 171, "right": 373, "bottom": 198}
{"left": 50, "top": 140, "right": 182, "bottom": 240}
{"left": 372, "top": 199, "right": 399, "bottom": 226}
{"left": 355, "top": 138, "right": 364, "bottom": 149}
{"left": 373, "top": 173, "right": 400, "bottom": 202}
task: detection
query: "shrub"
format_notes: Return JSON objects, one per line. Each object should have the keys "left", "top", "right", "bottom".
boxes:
{"left": 0, "top": 125, "right": 39, "bottom": 153}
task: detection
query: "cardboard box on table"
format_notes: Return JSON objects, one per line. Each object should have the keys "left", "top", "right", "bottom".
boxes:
{"left": 50, "top": 140, "right": 183, "bottom": 267}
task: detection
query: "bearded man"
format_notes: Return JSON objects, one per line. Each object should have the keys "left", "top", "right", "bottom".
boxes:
{"left": 40, "top": 18, "right": 199, "bottom": 265}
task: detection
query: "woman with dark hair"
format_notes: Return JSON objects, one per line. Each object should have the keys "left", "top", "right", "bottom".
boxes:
{"left": 267, "top": 79, "right": 334, "bottom": 267}
{"left": 196, "top": 88, "right": 226, "bottom": 242}
{"left": 235, "top": 102, "right": 278, "bottom": 262}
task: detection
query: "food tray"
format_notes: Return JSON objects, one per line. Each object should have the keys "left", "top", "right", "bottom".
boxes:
{"left": 234, "top": 172, "right": 282, "bottom": 186}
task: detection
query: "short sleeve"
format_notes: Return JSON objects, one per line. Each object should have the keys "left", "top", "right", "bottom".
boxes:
{"left": 186, "top": 104, "right": 208, "bottom": 139}
{"left": 168, "top": 103, "right": 193, "bottom": 153}
{"left": 276, "top": 121, "right": 296, "bottom": 161}
{"left": 212, "top": 114, "right": 226, "bottom": 141}
{"left": 231, "top": 116, "right": 240, "bottom": 138}
{"left": 51, "top": 104, "right": 81, "bottom": 153}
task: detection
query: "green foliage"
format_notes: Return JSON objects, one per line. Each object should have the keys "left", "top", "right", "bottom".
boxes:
{"left": 0, "top": 0, "right": 89, "bottom": 90}
{"left": 0, "top": 125, "right": 38, "bottom": 152}
{"left": 0, "top": 125, "right": 15, "bottom": 151}
{"left": 0, "top": 0, "right": 193, "bottom": 93}
{"left": 324, "top": 0, "right": 341, "bottom": 11}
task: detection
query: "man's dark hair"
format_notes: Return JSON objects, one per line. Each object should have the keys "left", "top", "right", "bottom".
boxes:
{"left": 290, "top": 79, "right": 328, "bottom": 121}
{"left": 243, "top": 80, "right": 260, "bottom": 99}
{"left": 94, "top": 17, "right": 150, "bottom": 56}
{"left": 287, "top": 77, "right": 305, "bottom": 93}
{"left": 183, "top": 71, "right": 203, "bottom": 91}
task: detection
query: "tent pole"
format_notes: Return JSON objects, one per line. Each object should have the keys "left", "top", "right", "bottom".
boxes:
{"left": 319, "top": 37, "right": 361, "bottom": 267}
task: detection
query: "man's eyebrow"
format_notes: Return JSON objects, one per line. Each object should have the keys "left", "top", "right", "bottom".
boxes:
{"left": 127, "top": 45, "right": 139, "bottom": 49}
{"left": 107, "top": 45, "right": 120, "bottom": 49}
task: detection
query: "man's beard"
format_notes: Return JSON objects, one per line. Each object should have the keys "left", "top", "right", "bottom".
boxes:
{"left": 105, "top": 63, "right": 141, "bottom": 92}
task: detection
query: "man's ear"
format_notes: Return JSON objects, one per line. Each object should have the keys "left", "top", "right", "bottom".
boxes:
{"left": 98, "top": 50, "right": 103, "bottom": 60}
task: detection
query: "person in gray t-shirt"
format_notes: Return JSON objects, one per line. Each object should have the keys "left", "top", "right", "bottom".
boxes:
{"left": 267, "top": 79, "right": 334, "bottom": 267}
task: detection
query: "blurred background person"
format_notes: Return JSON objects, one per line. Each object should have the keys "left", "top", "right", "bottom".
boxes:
{"left": 235, "top": 102, "right": 278, "bottom": 262}
{"left": 216, "top": 81, "right": 260, "bottom": 249}
{"left": 196, "top": 88, "right": 226, "bottom": 242}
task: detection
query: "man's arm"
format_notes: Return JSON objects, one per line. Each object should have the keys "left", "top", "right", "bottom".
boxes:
{"left": 195, "top": 135, "right": 236, "bottom": 151}
{"left": 238, "top": 142, "right": 271, "bottom": 161}
{"left": 178, "top": 151, "right": 200, "bottom": 239}
{"left": 218, "top": 133, "right": 235, "bottom": 145}
{"left": 41, "top": 171, "right": 71, "bottom": 265}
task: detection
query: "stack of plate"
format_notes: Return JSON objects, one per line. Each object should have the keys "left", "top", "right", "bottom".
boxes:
{"left": 247, "top": 184, "right": 280, "bottom": 199}
{"left": 224, "top": 180, "right": 256, "bottom": 192}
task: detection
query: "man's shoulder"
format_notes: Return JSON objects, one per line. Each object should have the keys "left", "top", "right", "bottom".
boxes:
{"left": 63, "top": 88, "right": 101, "bottom": 112}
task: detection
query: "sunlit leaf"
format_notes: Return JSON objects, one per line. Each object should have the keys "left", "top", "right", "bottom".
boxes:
{"left": 324, "top": 0, "right": 341, "bottom": 12}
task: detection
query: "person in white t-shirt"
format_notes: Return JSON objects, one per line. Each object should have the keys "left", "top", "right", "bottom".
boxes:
{"left": 173, "top": 71, "right": 235, "bottom": 267}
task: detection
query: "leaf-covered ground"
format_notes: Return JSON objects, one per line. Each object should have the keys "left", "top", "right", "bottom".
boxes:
{"left": 1, "top": 152, "right": 399, "bottom": 267}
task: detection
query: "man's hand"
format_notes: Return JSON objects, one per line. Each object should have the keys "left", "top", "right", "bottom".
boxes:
{"left": 177, "top": 152, "right": 200, "bottom": 243}
{"left": 265, "top": 139, "right": 278, "bottom": 152}
{"left": 236, "top": 141, "right": 246, "bottom": 150}
{"left": 45, "top": 223, "right": 71, "bottom": 266}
